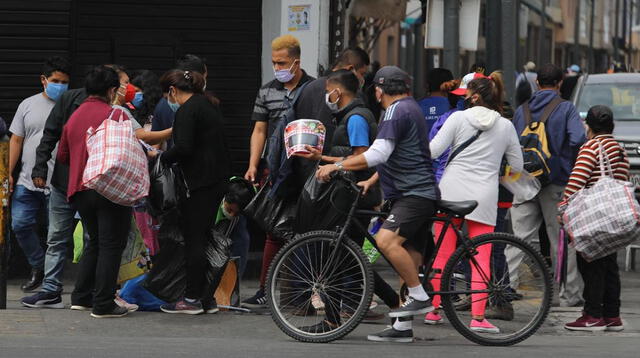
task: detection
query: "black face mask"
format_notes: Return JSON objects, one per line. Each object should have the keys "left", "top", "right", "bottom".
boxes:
{"left": 463, "top": 97, "right": 474, "bottom": 110}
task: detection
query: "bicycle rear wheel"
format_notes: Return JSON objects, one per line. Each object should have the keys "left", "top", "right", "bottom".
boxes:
{"left": 266, "top": 231, "right": 374, "bottom": 343}
{"left": 440, "top": 233, "right": 552, "bottom": 346}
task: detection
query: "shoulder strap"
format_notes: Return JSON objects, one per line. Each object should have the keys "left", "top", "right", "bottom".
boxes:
{"left": 447, "top": 129, "right": 482, "bottom": 165}
{"left": 290, "top": 80, "right": 311, "bottom": 106}
{"left": 538, "top": 97, "right": 564, "bottom": 124}
{"left": 523, "top": 100, "right": 532, "bottom": 126}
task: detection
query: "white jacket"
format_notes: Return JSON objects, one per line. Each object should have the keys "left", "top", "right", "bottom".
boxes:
{"left": 430, "top": 106, "right": 524, "bottom": 225}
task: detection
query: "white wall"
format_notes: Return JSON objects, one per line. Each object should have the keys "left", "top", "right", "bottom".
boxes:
{"left": 261, "top": 0, "right": 329, "bottom": 83}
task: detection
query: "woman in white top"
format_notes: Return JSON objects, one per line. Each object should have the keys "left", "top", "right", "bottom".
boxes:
{"left": 428, "top": 72, "right": 524, "bottom": 333}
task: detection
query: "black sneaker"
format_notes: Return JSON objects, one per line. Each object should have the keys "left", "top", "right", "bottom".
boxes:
{"left": 203, "top": 300, "right": 219, "bottom": 314}
{"left": 21, "top": 291, "right": 64, "bottom": 309}
{"left": 91, "top": 305, "right": 129, "bottom": 318}
{"left": 388, "top": 296, "right": 434, "bottom": 318}
{"left": 21, "top": 268, "right": 44, "bottom": 293}
{"left": 160, "top": 299, "right": 204, "bottom": 315}
{"left": 240, "top": 289, "right": 267, "bottom": 309}
{"left": 367, "top": 327, "right": 413, "bottom": 343}
{"left": 300, "top": 320, "right": 338, "bottom": 333}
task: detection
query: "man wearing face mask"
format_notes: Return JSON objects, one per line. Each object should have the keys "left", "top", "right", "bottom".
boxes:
{"left": 241, "top": 35, "right": 314, "bottom": 310}
{"left": 9, "top": 56, "right": 70, "bottom": 293}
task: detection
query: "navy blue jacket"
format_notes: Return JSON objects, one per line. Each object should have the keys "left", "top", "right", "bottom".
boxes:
{"left": 513, "top": 90, "right": 586, "bottom": 186}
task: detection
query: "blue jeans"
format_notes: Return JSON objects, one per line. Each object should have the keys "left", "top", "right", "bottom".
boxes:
{"left": 11, "top": 185, "right": 48, "bottom": 269}
{"left": 41, "top": 186, "right": 77, "bottom": 293}
{"left": 230, "top": 215, "right": 250, "bottom": 279}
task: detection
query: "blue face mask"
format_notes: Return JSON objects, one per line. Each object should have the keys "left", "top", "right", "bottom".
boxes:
{"left": 167, "top": 98, "right": 180, "bottom": 113}
{"left": 132, "top": 92, "right": 144, "bottom": 108}
{"left": 45, "top": 81, "right": 69, "bottom": 102}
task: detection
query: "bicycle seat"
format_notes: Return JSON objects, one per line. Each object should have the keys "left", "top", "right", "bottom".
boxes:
{"left": 436, "top": 200, "right": 478, "bottom": 216}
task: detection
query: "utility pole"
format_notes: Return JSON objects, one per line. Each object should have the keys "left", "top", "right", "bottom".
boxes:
{"left": 589, "top": 0, "right": 595, "bottom": 72}
{"left": 538, "top": 0, "right": 547, "bottom": 65}
{"left": 443, "top": 0, "right": 460, "bottom": 76}
{"left": 574, "top": 0, "right": 582, "bottom": 64}
{"left": 615, "top": 0, "right": 620, "bottom": 62}
{"left": 502, "top": 0, "right": 518, "bottom": 106}
{"left": 486, "top": 0, "right": 503, "bottom": 72}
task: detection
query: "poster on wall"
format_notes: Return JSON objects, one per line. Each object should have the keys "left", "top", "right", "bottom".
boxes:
{"left": 288, "top": 5, "right": 311, "bottom": 31}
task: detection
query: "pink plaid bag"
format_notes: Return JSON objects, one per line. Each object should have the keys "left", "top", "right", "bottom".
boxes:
{"left": 82, "top": 109, "right": 150, "bottom": 206}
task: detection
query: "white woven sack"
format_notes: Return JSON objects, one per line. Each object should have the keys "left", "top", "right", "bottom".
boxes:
{"left": 562, "top": 141, "right": 640, "bottom": 262}
{"left": 82, "top": 109, "right": 150, "bottom": 206}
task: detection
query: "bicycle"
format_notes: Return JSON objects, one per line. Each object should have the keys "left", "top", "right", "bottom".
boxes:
{"left": 266, "top": 173, "right": 552, "bottom": 346}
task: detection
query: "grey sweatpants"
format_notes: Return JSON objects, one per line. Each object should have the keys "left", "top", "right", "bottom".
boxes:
{"left": 507, "top": 184, "right": 583, "bottom": 305}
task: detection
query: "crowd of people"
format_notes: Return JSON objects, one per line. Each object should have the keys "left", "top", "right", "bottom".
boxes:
{"left": 6, "top": 33, "right": 629, "bottom": 342}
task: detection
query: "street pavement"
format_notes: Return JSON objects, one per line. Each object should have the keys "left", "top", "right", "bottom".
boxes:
{"left": 1, "top": 255, "right": 640, "bottom": 358}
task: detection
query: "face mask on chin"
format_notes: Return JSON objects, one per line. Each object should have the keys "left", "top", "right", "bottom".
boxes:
{"left": 167, "top": 89, "right": 180, "bottom": 113}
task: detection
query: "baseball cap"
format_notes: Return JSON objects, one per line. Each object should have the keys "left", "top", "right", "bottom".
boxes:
{"left": 568, "top": 64, "right": 581, "bottom": 73}
{"left": 373, "top": 65, "right": 412, "bottom": 90}
{"left": 451, "top": 72, "right": 488, "bottom": 96}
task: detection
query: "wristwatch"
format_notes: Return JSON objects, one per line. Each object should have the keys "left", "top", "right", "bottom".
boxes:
{"left": 335, "top": 161, "right": 344, "bottom": 171}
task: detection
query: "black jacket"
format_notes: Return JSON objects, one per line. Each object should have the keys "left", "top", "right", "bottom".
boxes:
{"left": 32, "top": 88, "right": 88, "bottom": 192}
{"left": 161, "top": 94, "right": 230, "bottom": 191}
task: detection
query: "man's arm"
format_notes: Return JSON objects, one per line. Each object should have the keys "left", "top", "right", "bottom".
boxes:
{"left": 32, "top": 96, "right": 66, "bottom": 186}
{"left": 8, "top": 135, "right": 24, "bottom": 193}
{"left": 245, "top": 121, "right": 267, "bottom": 182}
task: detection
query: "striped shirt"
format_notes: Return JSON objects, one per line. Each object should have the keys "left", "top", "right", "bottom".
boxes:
{"left": 251, "top": 71, "right": 314, "bottom": 138}
{"left": 563, "top": 134, "right": 630, "bottom": 199}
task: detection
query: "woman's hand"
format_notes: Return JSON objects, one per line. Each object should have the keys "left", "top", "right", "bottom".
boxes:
{"left": 316, "top": 163, "right": 338, "bottom": 182}
{"left": 293, "top": 145, "right": 322, "bottom": 161}
{"left": 147, "top": 149, "right": 159, "bottom": 159}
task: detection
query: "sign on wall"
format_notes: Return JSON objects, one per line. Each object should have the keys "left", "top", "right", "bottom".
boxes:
{"left": 288, "top": 4, "right": 312, "bottom": 31}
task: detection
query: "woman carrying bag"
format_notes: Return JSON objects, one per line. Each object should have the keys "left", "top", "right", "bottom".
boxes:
{"left": 154, "top": 69, "right": 231, "bottom": 315}
{"left": 561, "top": 105, "right": 630, "bottom": 332}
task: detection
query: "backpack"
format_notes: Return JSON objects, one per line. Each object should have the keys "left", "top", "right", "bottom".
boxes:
{"left": 519, "top": 97, "right": 563, "bottom": 186}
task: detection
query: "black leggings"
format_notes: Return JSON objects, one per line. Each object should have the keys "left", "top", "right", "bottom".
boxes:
{"left": 577, "top": 252, "right": 621, "bottom": 318}
{"left": 179, "top": 184, "right": 226, "bottom": 300}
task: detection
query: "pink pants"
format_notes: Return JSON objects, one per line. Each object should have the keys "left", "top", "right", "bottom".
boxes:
{"left": 431, "top": 218, "right": 494, "bottom": 317}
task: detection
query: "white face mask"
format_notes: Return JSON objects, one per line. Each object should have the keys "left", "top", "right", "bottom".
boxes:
{"left": 325, "top": 89, "right": 340, "bottom": 112}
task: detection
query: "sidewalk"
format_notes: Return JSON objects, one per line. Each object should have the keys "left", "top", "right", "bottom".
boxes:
{"left": 1, "top": 253, "right": 639, "bottom": 357}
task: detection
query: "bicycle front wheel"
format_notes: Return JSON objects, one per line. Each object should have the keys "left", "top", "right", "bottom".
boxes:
{"left": 440, "top": 233, "right": 552, "bottom": 346}
{"left": 266, "top": 231, "right": 374, "bottom": 343}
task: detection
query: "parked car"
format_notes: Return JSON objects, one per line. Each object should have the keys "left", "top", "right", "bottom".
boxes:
{"left": 571, "top": 73, "right": 640, "bottom": 191}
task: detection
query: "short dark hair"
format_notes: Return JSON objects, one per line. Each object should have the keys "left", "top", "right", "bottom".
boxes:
{"left": 333, "top": 47, "right": 370, "bottom": 70}
{"left": 537, "top": 63, "right": 564, "bottom": 87}
{"left": 84, "top": 65, "right": 119, "bottom": 96}
{"left": 586, "top": 105, "right": 614, "bottom": 134}
{"left": 226, "top": 178, "right": 255, "bottom": 210}
{"left": 42, "top": 56, "right": 71, "bottom": 77}
{"left": 159, "top": 69, "right": 205, "bottom": 94}
{"left": 327, "top": 69, "right": 359, "bottom": 95}
{"left": 426, "top": 68, "right": 453, "bottom": 92}
{"left": 378, "top": 81, "right": 410, "bottom": 96}
{"left": 176, "top": 54, "right": 207, "bottom": 74}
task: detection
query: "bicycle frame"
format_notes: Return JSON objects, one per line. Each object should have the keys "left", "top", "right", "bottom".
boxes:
{"left": 329, "top": 175, "right": 492, "bottom": 296}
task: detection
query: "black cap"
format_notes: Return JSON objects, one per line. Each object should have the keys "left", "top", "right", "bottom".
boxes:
{"left": 373, "top": 65, "right": 411, "bottom": 89}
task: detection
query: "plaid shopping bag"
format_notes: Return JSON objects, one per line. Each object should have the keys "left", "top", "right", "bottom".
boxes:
{"left": 82, "top": 109, "right": 150, "bottom": 206}
{"left": 561, "top": 142, "right": 640, "bottom": 262}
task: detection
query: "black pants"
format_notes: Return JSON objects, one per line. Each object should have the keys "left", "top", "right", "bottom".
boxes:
{"left": 577, "top": 252, "right": 621, "bottom": 318}
{"left": 179, "top": 184, "right": 226, "bottom": 300}
{"left": 71, "top": 190, "right": 132, "bottom": 313}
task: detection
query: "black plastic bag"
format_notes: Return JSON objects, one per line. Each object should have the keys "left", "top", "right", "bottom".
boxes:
{"left": 142, "top": 213, "right": 231, "bottom": 303}
{"left": 146, "top": 157, "right": 185, "bottom": 218}
{"left": 294, "top": 172, "right": 358, "bottom": 234}
{"left": 244, "top": 184, "right": 296, "bottom": 241}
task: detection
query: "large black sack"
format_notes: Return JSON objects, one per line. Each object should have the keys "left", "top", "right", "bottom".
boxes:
{"left": 146, "top": 157, "right": 185, "bottom": 218}
{"left": 142, "top": 214, "right": 232, "bottom": 303}
{"left": 244, "top": 184, "right": 296, "bottom": 241}
{"left": 294, "top": 172, "right": 359, "bottom": 234}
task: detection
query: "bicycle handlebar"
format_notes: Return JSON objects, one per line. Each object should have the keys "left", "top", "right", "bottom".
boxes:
{"left": 330, "top": 171, "right": 364, "bottom": 195}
